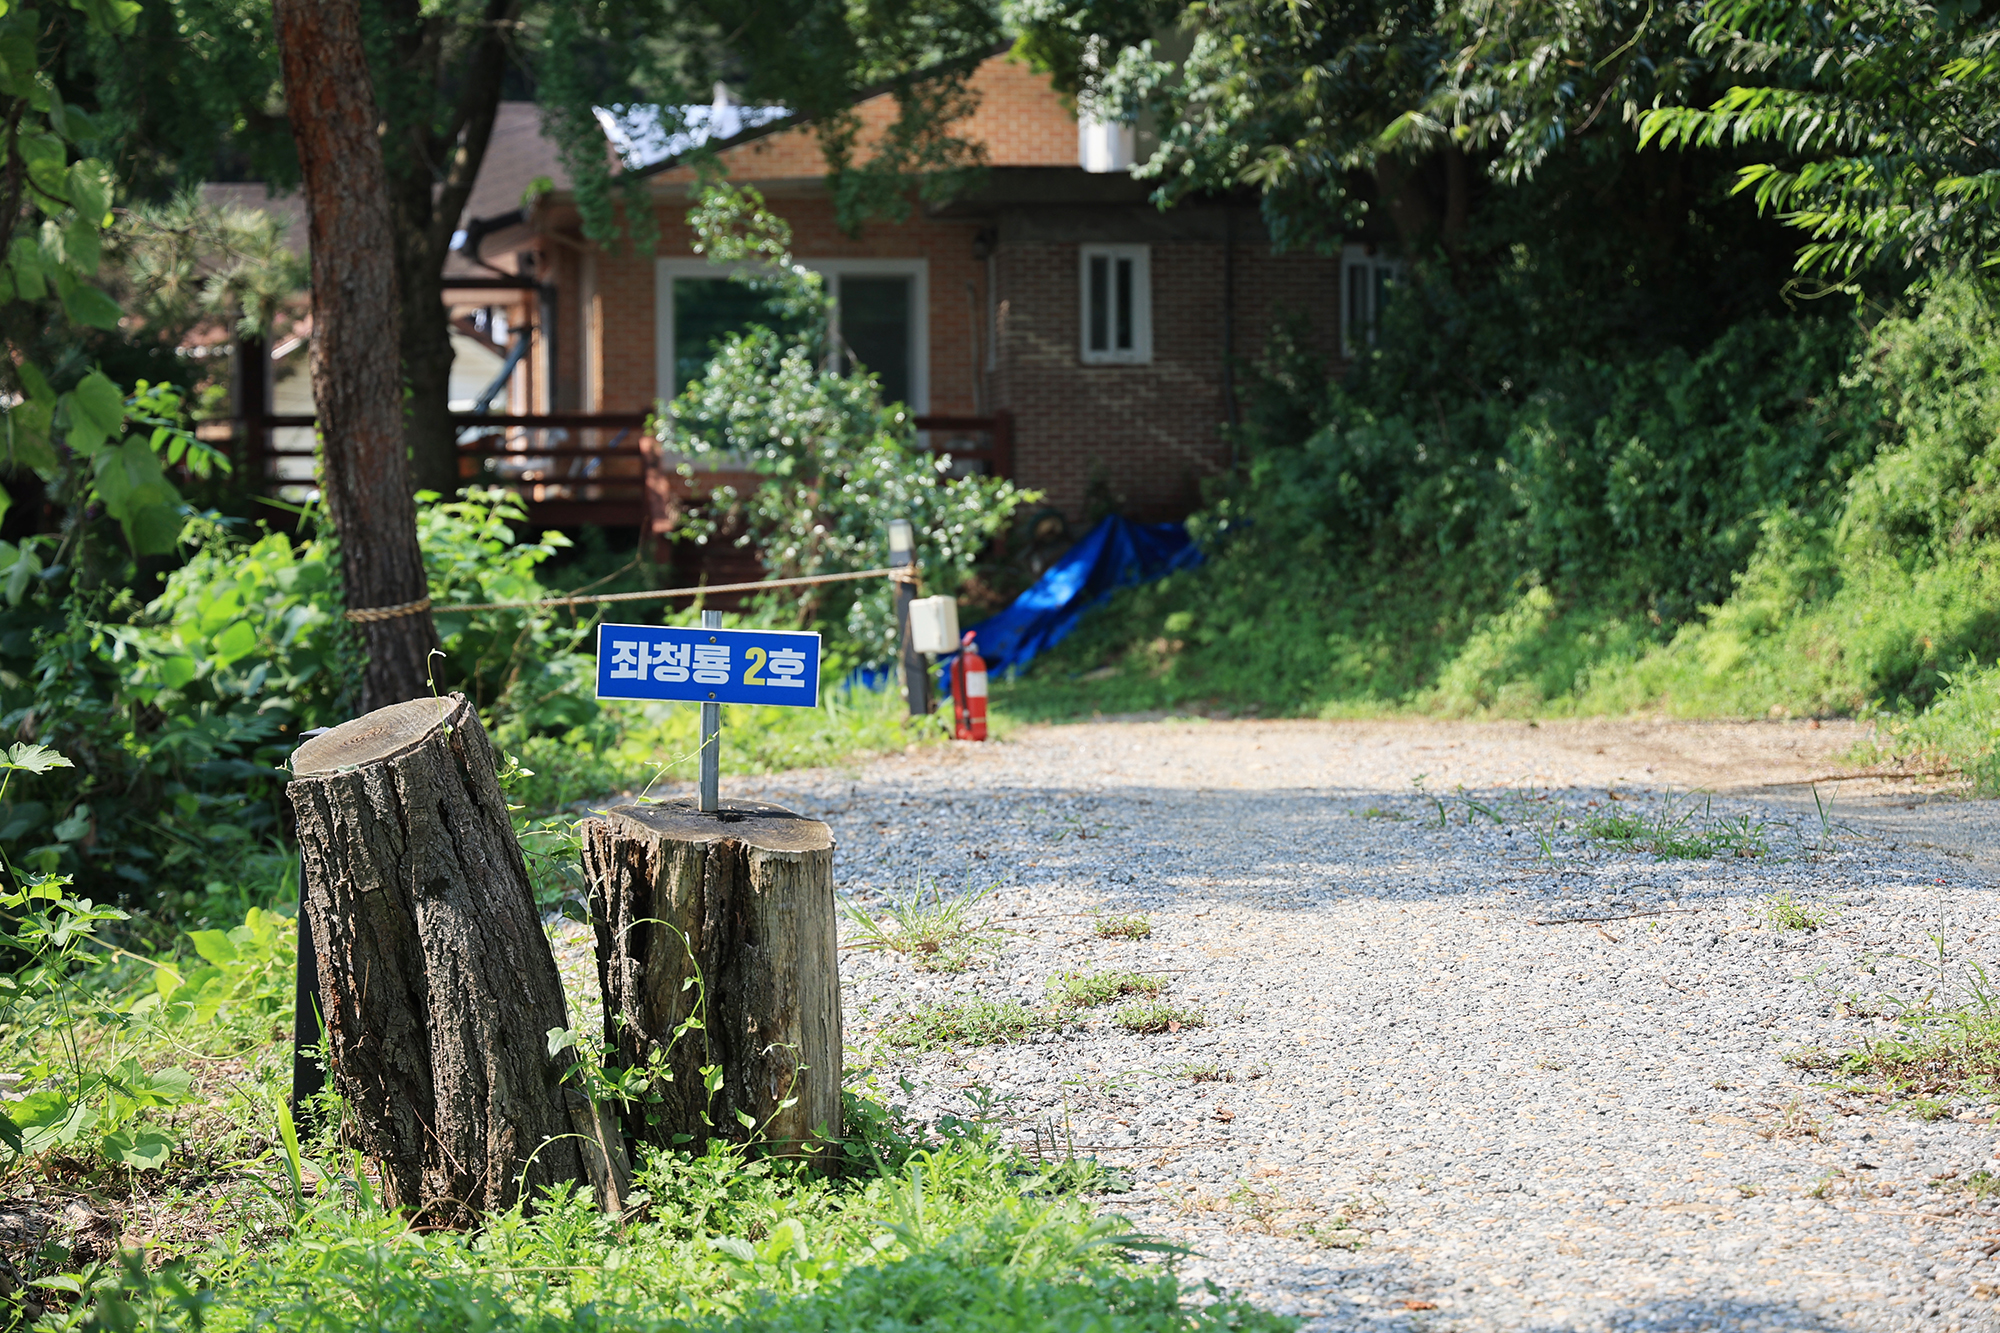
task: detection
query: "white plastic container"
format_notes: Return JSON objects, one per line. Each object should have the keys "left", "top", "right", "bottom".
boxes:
{"left": 907, "top": 595, "right": 961, "bottom": 655}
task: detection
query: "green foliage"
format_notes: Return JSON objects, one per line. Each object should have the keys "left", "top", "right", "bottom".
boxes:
{"left": 142, "top": 904, "right": 296, "bottom": 1029}
{"left": 0, "top": 742, "right": 198, "bottom": 1174}
{"left": 81, "top": 1107, "right": 1286, "bottom": 1333}
{"left": 1113, "top": 1001, "right": 1204, "bottom": 1035}
{"left": 658, "top": 182, "right": 1032, "bottom": 664}
{"left": 1045, "top": 970, "right": 1162, "bottom": 1011}
{"left": 880, "top": 1000, "right": 1055, "bottom": 1050}
{"left": 1092, "top": 914, "right": 1152, "bottom": 940}
{"left": 1010, "top": 275, "right": 2000, "bottom": 749}
{"left": 1639, "top": 0, "right": 2000, "bottom": 285}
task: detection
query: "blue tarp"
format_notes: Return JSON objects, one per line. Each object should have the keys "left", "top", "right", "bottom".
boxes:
{"left": 944, "top": 515, "right": 1203, "bottom": 682}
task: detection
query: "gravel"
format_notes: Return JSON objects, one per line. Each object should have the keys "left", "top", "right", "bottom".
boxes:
{"left": 663, "top": 717, "right": 2000, "bottom": 1332}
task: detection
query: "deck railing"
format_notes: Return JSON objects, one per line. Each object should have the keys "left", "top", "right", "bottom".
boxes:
{"left": 233, "top": 409, "right": 1014, "bottom": 531}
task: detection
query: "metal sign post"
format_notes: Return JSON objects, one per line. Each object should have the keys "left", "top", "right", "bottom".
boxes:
{"left": 595, "top": 616, "right": 824, "bottom": 814}
{"left": 699, "top": 610, "right": 721, "bottom": 812}
{"left": 888, "top": 519, "right": 928, "bottom": 716}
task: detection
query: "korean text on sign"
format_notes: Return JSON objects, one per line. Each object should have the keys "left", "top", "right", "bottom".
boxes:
{"left": 595, "top": 623, "right": 822, "bottom": 707}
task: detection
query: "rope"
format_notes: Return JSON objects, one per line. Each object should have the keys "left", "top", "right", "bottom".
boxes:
{"left": 433, "top": 565, "right": 913, "bottom": 615}
{"left": 344, "top": 596, "right": 433, "bottom": 624}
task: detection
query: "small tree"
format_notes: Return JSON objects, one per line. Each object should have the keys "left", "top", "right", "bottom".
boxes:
{"left": 656, "top": 180, "right": 1030, "bottom": 661}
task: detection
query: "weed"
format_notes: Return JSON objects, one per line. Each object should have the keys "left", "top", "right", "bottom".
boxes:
{"left": 880, "top": 999, "right": 1053, "bottom": 1050}
{"left": 1356, "top": 807, "right": 1410, "bottom": 821}
{"left": 1905, "top": 1096, "right": 1950, "bottom": 1121}
{"left": 1761, "top": 890, "right": 1832, "bottom": 931}
{"left": 1822, "top": 970, "right": 2000, "bottom": 1102}
{"left": 1782, "top": 1046, "right": 1831, "bottom": 1070}
{"left": 1934, "top": 1170, "right": 2000, "bottom": 1200}
{"left": 1580, "top": 793, "right": 1771, "bottom": 859}
{"left": 1183, "top": 1063, "right": 1233, "bottom": 1083}
{"left": 1809, "top": 785, "right": 1841, "bottom": 853}
{"left": 1734, "top": 1181, "right": 1761, "bottom": 1198}
{"left": 1806, "top": 1174, "right": 1835, "bottom": 1199}
{"left": 1094, "top": 914, "right": 1154, "bottom": 940}
{"left": 1046, "top": 971, "right": 1163, "bottom": 1011}
{"left": 1115, "top": 1001, "right": 1206, "bottom": 1035}
{"left": 1582, "top": 810, "right": 1648, "bottom": 845}
{"left": 1758, "top": 1095, "right": 1827, "bottom": 1142}
{"left": 844, "top": 878, "right": 1004, "bottom": 972}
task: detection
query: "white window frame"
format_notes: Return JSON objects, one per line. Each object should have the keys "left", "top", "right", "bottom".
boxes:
{"left": 1340, "top": 244, "right": 1403, "bottom": 359}
{"left": 1078, "top": 244, "right": 1151, "bottom": 366}
{"left": 654, "top": 257, "right": 929, "bottom": 411}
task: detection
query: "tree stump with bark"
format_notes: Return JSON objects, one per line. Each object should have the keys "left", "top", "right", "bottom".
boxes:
{"left": 582, "top": 799, "right": 841, "bottom": 1160}
{"left": 288, "top": 694, "right": 626, "bottom": 1222}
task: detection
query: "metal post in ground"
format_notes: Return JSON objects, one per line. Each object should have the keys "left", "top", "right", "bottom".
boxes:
{"left": 699, "top": 608, "right": 721, "bottom": 812}
{"left": 888, "top": 519, "right": 927, "bottom": 716}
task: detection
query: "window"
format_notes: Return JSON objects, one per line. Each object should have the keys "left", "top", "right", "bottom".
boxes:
{"left": 829, "top": 273, "right": 914, "bottom": 408}
{"left": 1340, "top": 244, "right": 1402, "bottom": 358}
{"left": 670, "top": 276, "right": 790, "bottom": 394}
{"left": 655, "top": 259, "right": 928, "bottom": 410}
{"left": 1079, "top": 244, "right": 1150, "bottom": 365}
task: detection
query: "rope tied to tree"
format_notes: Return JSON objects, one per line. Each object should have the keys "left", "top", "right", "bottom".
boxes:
{"left": 343, "top": 566, "right": 917, "bottom": 618}
{"left": 343, "top": 596, "right": 434, "bottom": 623}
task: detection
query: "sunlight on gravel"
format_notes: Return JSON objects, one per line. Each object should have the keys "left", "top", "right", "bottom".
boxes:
{"left": 690, "top": 717, "right": 1998, "bottom": 1332}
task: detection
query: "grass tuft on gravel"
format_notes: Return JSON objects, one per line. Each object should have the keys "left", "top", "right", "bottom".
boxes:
{"left": 1115, "top": 1001, "right": 1206, "bottom": 1035}
{"left": 1579, "top": 795, "right": 1772, "bottom": 859}
{"left": 1093, "top": 914, "right": 1154, "bottom": 940}
{"left": 844, "top": 879, "right": 1004, "bottom": 973}
{"left": 1760, "top": 889, "right": 1832, "bottom": 931}
{"left": 1806, "top": 990, "right": 2000, "bottom": 1108}
{"left": 881, "top": 999, "right": 1056, "bottom": 1050}
{"left": 1047, "top": 971, "right": 1164, "bottom": 1011}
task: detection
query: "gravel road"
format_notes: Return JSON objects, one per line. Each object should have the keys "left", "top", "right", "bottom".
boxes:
{"left": 705, "top": 717, "right": 2000, "bottom": 1332}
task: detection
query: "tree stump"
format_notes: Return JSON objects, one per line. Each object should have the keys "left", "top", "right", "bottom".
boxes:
{"left": 288, "top": 694, "right": 625, "bottom": 1221}
{"left": 582, "top": 798, "right": 841, "bottom": 1160}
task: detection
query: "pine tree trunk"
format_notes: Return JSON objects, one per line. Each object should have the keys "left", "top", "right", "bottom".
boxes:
{"left": 288, "top": 694, "right": 624, "bottom": 1221}
{"left": 274, "top": 0, "right": 440, "bottom": 712}
{"left": 582, "top": 799, "right": 843, "bottom": 1161}
{"left": 377, "top": 0, "right": 519, "bottom": 498}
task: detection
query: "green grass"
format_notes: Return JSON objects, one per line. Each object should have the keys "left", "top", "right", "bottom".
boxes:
{"left": 1114, "top": 1002, "right": 1206, "bottom": 1036}
{"left": 879, "top": 1000, "right": 1056, "bottom": 1050}
{"left": 844, "top": 880, "right": 1004, "bottom": 974}
{"left": 1759, "top": 889, "right": 1833, "bottom": 932}
{"left": 1045, "top": 971, "right": 1164, "bottom": 1011}
{"left": 1092, "top": 915, "right": 1153, "bottom": 941}
{"left": 508, "top": 685, "right": 952, "bottom": 816}
{"left": 89, "top": 1133, "right": 1290, "bottom": 1333}
{"left": 0, "top": 897, "right": 1285, "bottom": 1333}
{"left": 1794, "top": 980, "right": 2000, "bottom": 1113}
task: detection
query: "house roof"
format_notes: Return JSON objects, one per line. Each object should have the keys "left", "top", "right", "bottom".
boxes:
{"left": 462, "top": 102, "right": 572, "bottom": 221}
{"left": 634, "top": 53, "right": 1082, "bottom": 188}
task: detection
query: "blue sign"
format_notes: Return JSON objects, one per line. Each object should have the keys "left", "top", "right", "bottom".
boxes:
{"left": 595, "top": 623, "right": 822, "bottom": 707}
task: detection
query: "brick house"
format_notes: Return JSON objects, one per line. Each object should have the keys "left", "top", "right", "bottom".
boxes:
{"left": 465, "top": 54, "right": 1378, "bottom": 528}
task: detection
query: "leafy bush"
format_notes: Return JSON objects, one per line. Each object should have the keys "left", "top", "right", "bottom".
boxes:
{"left": 658, "top": 181, "right": 1032, "bottom": 663}
{"left": 81, "top": 1118, "right": 1287, "bottom": 1333}
{"left": 1011, "top": 274, "right": 2000, "bottom": 742}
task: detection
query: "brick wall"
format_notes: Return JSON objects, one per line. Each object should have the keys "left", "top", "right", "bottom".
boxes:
{"left": 990, "top": 223, "right": 1341, "bottom": 522}
{"left": 589, "top": 194, "right": 986, "bottom": 416}
{"left": 577, "top": 190, "right": 1341, "bottom": 522}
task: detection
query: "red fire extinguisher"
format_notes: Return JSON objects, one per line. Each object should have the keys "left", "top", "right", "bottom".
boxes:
{"left": 950, "top": 631, "right": 988, "bottom": 741}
